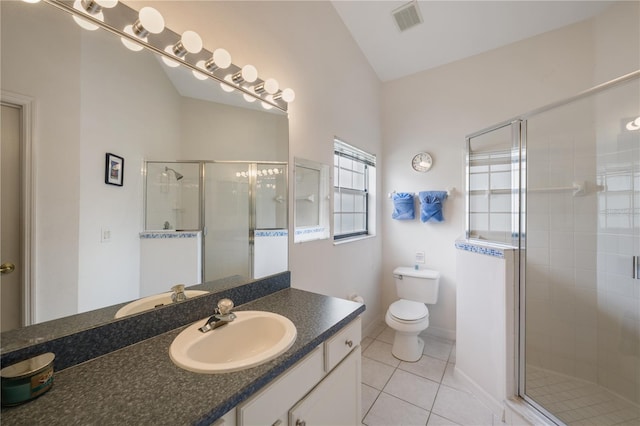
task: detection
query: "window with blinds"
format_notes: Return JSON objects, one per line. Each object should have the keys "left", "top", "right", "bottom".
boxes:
{"left": 333, "top": 138, "right": 376, "bottom": 240}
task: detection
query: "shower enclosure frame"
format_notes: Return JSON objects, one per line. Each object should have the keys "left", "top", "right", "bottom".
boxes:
{"left": 143, "top": 160, "right": 289, "bottom": 280}
{"left": 465, "top": 70, "right": 640, "bottom": 425}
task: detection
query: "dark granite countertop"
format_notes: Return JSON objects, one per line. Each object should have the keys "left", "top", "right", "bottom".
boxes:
{"left": 1, "top": 288, "right": 365, "bottom": 426}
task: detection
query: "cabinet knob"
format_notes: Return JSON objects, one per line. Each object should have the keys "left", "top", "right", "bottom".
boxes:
{"left": 295, "top": 420, "right": 306, "bottom": 426}
{"left": 345, "top": 339, "right": 353, "bottom": 348}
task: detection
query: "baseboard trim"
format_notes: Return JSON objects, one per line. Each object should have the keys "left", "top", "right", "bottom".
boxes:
{"left": 454, "top": 365, "right": 504, "bottom": 418}
{"left": 362, "top": 318, "right": 384, "bottom": 338}
{"left": 424, "top": 325, "right": 456, "bottom": 342}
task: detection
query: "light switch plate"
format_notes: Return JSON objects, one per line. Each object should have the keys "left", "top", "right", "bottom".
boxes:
{"left": 101, "top": 227, "right": 111, "bottom": 243}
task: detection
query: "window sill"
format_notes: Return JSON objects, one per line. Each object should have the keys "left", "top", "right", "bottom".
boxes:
{"left": 333, "top": 234, "right": 376, "bottom": 245}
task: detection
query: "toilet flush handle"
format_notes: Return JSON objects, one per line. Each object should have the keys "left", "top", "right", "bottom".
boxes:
{"left": 393, "top": 273, "right": 403, "bottom": 280}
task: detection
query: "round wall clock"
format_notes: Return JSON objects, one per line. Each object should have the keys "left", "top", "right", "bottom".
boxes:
{"left": 411, "top": 152, "right": 433, "bottom": 172}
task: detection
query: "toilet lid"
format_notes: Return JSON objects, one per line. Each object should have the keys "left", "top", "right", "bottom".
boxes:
{"left": 389, "top": 299, "right": 428, "bottom": 321}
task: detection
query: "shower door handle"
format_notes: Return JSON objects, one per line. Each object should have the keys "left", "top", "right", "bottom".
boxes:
{"left": 634, "top": 256, "right": 639, "bottom": 280}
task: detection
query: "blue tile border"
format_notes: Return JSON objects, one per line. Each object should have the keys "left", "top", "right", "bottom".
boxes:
{"left": 454, "top": 239, "right": 517, "bottom": 258}
{"left": 294, "top": 227, "right": 326, "bottom": 236}
{"left": 140, "top": 231, "right": 200, "bottom": 239}
{"left": 255, "top": 229, "right": 288, "bottom": 237}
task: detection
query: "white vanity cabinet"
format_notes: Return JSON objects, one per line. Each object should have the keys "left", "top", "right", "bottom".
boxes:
{"left": 289, "top": 347, "right": 360, "bottom": 426}
{"left": 236, "top": 317, "right": 361, "bottom": 426}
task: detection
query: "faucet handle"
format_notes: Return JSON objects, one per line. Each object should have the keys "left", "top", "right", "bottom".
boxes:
{"left": 217, "top": 298, "right": 234, "bottom": 315}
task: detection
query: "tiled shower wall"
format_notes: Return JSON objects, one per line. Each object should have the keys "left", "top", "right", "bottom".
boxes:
{"left": 526, "top": 100, "right": 600, "bottom": 382}
{"left": 525, "top": 81, "right": 639, "bottom": 405}
{"left": 594, "top": 84, "right": 640, "bottom": 403}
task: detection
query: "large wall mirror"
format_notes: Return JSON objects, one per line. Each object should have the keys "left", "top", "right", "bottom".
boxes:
{"left": 0, "top": 1, "right": 289, "bottom": 341}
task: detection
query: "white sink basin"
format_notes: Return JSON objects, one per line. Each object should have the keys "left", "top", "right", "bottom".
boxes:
{"left": 169, "top": 311, "right": 297, "bottom": 374}
{"left": 114, "top": 290, "right": 208, "bottom": 318}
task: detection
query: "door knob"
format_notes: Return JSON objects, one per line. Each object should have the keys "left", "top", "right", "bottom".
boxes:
{"left": 1, "top": 262, "right": 16, "bottom": 274}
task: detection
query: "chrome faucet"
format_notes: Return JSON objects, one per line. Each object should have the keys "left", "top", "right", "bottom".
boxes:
{"left": 171, "top": 284, "right": 187, "bottom": 303}
{"left": 199, "top": 298, "right": 236, "bottom": 333}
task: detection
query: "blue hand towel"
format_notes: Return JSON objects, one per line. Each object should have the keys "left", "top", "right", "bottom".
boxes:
{"left": 392, "top": 192, "right": 415, "bottom": 220}
{"left": 419, "top": 191, "right": 448, "bottom": 223}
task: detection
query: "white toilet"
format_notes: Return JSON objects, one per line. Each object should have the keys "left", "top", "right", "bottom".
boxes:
{"left": 385, "top": 266, "right": 440, "bottom": 362}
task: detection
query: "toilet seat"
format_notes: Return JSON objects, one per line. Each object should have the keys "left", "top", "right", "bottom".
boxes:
{"left": 388, "top": 299, "right": 428, "bottom": 322}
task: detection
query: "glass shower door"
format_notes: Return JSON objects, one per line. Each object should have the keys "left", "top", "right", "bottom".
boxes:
{"left": 203, "top": 163, "right": 251, "bottom": 281}
{"left": 522, "top": 77, "right": 640, "bottom": 425}
{"left": 254, "top": 163, "right": 288, "bottom": 278}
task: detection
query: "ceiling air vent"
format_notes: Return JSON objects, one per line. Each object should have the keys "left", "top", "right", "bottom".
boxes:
{"left": 392, "top": 1, "right": 423, "bottom": 32}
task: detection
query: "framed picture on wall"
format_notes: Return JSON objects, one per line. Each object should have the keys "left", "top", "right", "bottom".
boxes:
{"left": 105, "top": 153, "right": 124, "bottom": 187}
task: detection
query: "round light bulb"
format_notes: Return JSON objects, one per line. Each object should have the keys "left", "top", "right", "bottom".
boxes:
{"left": 95, "top": 0, "right": 118, "bottom": 8}
{"left": 138, "top": 7, "right": 165, "bottom": 34}
{"left": 121, "top": 24, "right": 144, "bottom": 51}
{"left": 22, "top": 0, "right": 42, "bottom": 3}
{"left": 180, "top": 30, "right": 203, "bottom": 54}
{"left": 191, "top": 61, "right": 209, "bottom": 80}
{"left": 161, "top": 46, "right": 180, "bottom": 67}
{"left": 281, "top": 88, "right": 295, "bottom": 103}
{"left": 243, "top": 93, "right": 257, "bottom": 103}
{"left": 72, "top": 0, "right": 102, "bottom": 31}
{"left": 626, "top": 117, "right": 640, "bottom": 131}
{"left": 72, "top": 15, "right": 101, "bottom": 31}
{"left": 192, "top": 60, "right": 209, "bottom": 80}
{"left": 261, "top": 101, "right": 274, "bottom": 110}
{"left": 263, "top": 78, "right": 279, "bottom": 95}
{"left": 241, "top": 65, "right": 258, "bottom": 83}
{"left": 212, "top": 48, "right": 232, "bottom": 69}
{"left": 221, "top": 75, "right": 235, "bottom": 93}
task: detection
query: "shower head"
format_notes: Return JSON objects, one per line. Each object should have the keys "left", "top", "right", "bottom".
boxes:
{"left": 165, "top": 166, "right": 184, "bottom": 181}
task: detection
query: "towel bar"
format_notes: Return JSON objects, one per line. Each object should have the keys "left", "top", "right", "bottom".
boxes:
{"left": 388, "top": 187, "right": 455, "bottom": 199}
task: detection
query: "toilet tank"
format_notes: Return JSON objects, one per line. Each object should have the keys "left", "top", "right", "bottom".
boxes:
{"left": 393, "top": 266, "right": 440, "bottom": 304}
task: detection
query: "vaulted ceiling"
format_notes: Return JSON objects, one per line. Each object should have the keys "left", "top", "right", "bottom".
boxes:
{"left": 331, "top": 1, "right": 613, "bottom": 82}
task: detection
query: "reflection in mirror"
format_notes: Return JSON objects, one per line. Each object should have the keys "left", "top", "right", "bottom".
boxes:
{"left": 145, "top": 162, "right": 201, "bottom": 231}
{"left": 294, "top": 158, "right": 330, "bottom": 243}
{"left": 466, "top": 123, "right": 518, "bottom": 245}
{"left": 0, "top": 0, "right": 288, "bottom": 341}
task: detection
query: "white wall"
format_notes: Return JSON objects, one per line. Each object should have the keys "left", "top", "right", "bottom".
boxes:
{"left": 179, "top": 98, "right": 288, "bottom": 162}
{"left": 77, "top": 25, "right": 183, "bottom": 313}
{"left": 146, "top": 1, "right": 384, "bottom": 329}
{"left": 381, "top": 2, "right": 639, "bottom": 338}
{"left": 2, "top": 2, "right": 82, "bottom": 321}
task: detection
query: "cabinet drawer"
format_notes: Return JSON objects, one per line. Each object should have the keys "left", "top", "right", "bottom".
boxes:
{"left": 237, "top": 346, "right": 324, "bottom": 425}
{"left": 324, "top": 317, "right": 361, "bottom": 372}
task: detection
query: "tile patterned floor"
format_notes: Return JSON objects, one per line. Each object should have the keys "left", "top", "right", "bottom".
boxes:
{"left": 361, "top": 325, "right": 498, "bottom": 426}
{"left": 525, "top": 366, "right": 640, "bottom": 426}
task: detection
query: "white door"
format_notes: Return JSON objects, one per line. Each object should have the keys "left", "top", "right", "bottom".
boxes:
{"left": 1, "top": 103, "right": 22, "bottom": 331}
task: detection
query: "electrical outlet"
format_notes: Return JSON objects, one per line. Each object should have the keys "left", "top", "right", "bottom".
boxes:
{"left": 415, "top": 251, "right": 425, "bottom": 264}
{"left": 101, "top": 227, "right": 111, "bottom": 243}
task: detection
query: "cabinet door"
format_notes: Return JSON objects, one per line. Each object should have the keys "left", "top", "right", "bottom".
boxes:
{"left": 289, "top": 346, "right": 361, "bottom": 426}
{"left": 237, "top": 347, "right": 324, "bottom": 425}
{"left": 212, "top": 408, "right": 236, "bottom": 426}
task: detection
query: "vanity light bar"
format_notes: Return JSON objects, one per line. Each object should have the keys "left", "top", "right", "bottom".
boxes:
{"left": 37, "top": 0, "right": 293, "bottom": 112}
